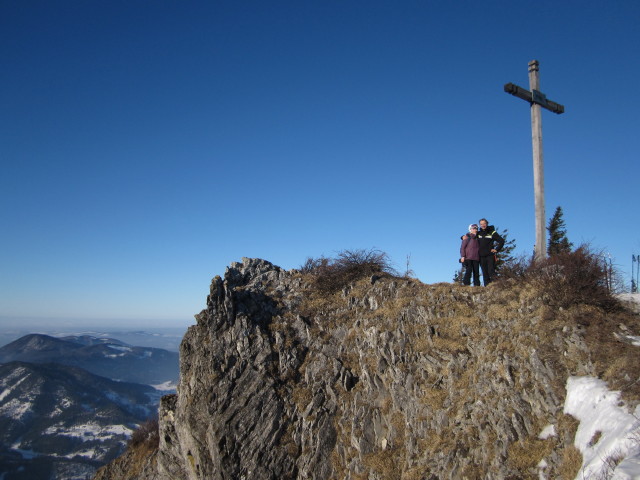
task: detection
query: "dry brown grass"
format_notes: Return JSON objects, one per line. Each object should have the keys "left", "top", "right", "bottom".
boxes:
{"left": 419, "top": 387, "right": 447, "bottom": 410}
{"left": 583, "top": 309, "right": 640, "bottom": 406}
{"left": 552, "top": 413, "right": 583, "bottom": 479}
{"left": 284, "top": 258, "right": 639, "bottom": 478}
{"left": 363, "top": 447, "right": 405, "bottom": 479}
{"left": 507, "top": 437, "right": 554, "bottom": 472}
{"left": 401, "top": 465, "right": 430, "bottom": 480}
{"left": 291, "top": 386, "right": 313, "bottom": 413}
{"left": 559, "top": 445, "right": 583, "bottom": 480}
{"left": 128, "top": 416, "right": 159, "bottom": 449}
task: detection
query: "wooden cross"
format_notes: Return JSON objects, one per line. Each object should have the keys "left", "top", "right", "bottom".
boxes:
{"left": 504, "top": 60, "right": 565, "bottom": 261}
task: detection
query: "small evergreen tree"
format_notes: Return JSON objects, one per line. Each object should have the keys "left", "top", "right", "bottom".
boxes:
{"left": 453, "top": 267, "right": 464, "bottom": 284}
{"left": 547, "top": 206, "right": 573, "bottom": 256}
{"left": 495, "top": 227, "right": 516, "bottom": 274}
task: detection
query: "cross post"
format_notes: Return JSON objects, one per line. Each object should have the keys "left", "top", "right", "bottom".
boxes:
{"left": 504, "top": 60, "right": 565, "bottom": 261}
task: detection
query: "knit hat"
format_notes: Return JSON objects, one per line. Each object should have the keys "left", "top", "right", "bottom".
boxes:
{"left": 468, "top": 224, "right": 478, "bottom": 232}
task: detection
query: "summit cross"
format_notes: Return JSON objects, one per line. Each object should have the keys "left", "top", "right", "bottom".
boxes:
{"left": 504, "top": 60, "right": 565, "bottom": 261}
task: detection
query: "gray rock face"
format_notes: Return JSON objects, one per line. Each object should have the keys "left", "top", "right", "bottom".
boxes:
{"left": 96, "top": 257, "right": 623, "bottom": 479}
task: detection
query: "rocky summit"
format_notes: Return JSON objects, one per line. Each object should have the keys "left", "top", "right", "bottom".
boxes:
{"left": 94, "top": 257, "right": 640, "bottom": 480}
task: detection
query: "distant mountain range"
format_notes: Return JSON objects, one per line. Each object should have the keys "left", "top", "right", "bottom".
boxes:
{"left": 0, "top": 333, "right": 179, "bottom": 480}
{"left": 0, "top": 361, "right": 161, "bottom": 480}
{"left": 0, "top": 333, "right": 179, "bottom": 385}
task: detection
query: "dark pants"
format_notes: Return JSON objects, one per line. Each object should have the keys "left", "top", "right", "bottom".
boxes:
{"left": 480, "top": 255, "right": 496, "bottom": 286}
{"left": 463, "top": 260, "right": 480, "bottom": 286}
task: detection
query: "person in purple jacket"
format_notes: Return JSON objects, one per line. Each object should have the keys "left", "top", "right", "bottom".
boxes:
{"left": 460, "top": 224, "right": 481, "bottom": 286}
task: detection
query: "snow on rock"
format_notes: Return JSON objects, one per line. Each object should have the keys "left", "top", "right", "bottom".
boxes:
{"left": 617, "top": 293, "right": 640, "bottom": 304}
{"left": 618, "top": 293, "right": 640, "bottom": 314}
{"left": 614, "top": 333, "right": 640, "bottom": 347}
{"left": 564, "top": 376, "right": 640, "bottom": 480}
{"left": 539, "top": 424, "right": 556, "bottom": 439}
{"left": 151, "top": 381, "right": 177, "bottom": 391}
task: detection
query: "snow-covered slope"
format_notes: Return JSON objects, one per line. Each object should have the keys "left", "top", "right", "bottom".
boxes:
{"left": 0, "top": 361, "right": 158, "bottom": 480}
{"left": 564, "top": 376, "right": 640, "bottom": 480}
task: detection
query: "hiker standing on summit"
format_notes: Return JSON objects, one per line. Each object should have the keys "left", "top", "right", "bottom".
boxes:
{"left": 460, "top": 224, "right": 481, "bottom": 286}
{"left": 476, "top": 218, "right": 504, "bottom": 285}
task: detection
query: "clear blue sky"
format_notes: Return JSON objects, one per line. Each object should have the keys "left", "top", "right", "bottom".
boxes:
{"left": 1, "top": 1, "right": 638, "bottom": 327}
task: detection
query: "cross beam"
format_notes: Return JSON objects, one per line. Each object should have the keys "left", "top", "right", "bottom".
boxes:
{"left": 504, "top": 60, "right": 565, "bottom": 261}
{"left": 504, "top": 83, "right": 565, "bottom": 114}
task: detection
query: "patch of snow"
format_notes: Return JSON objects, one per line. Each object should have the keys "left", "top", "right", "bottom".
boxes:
{"left": 0, "top": 389, "right": 10, "bottom": 402}
{"left": 66, "top": 448, "right": 97, "bottom": 459}
{"left": 151, "top": 381, "right": 177, "bottom": 391}
{"left": 538, "top": 424, "right": 556, "bottom": 439}
{"left": 44, "top": 422, "right": 133, "bottom": 441}
{"left": 537, "top": 458, "right": 549, "bottom": 480}
{"left": 564, "top": 376, "right": 640, "bottom": 480}
{"left": 107, "top": 345, "right": 132, "bottom": 352}
{"left": 618, "top": 293, "right": 640, "bottom": 314}
{"left": 0, "top": 369, "right": 30, "bottom": 402}
{"left": 10, "top": 443, "right": 39, "bottom": 459}
{"left": 617, "top": 293, "right": 640, "bottom": 304}
{"left": 0, "top": 398, "right": 32, "bottom": 419}
{"left": 626, "top": 335, "right": 640, "bottom": 347}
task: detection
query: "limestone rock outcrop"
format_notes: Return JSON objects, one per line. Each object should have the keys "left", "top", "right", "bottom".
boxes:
{"left": 95, "top": 257, "right": 639, "bottom": 480}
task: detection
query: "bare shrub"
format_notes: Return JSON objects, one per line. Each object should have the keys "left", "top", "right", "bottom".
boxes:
{"left": 301, "top": 249, "right": 398, "bottom": 293}
{"left": 299, "top": 256, "right": 330, "bottom": 274}
{"left": 525, "top": 245, "right": 619, "bottom": 311}
{"left": 494, "top": 253, "right": 533, "bottom": 281}
{"left": 128, "top": 415, "right": 159, "bottom": 449}
{"left": 593, "top": 448, "right": 626, "bottom": 480}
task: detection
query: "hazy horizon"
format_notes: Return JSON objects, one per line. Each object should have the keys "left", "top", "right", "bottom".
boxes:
{"left": 0, "top": 316, "right": 193, "bottom": 351}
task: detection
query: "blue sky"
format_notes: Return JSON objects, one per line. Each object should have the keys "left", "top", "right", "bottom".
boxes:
{"left": 1, "top": 1, "right": 638, "bottom": 328}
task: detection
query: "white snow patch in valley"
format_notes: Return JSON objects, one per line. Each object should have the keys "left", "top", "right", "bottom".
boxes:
{"left": 44, "top": 422, "right": 133, "bottom": 441}
{"left": 66, "top": 448, "right": 98, "bottom": 459}
{"left": 49, "top": 396, "right": 73, "bottom": 417}
{"left": 0, "top": 398, "right": 33, "bottom": 419}
{"left": 0, "top": 389, "right": 11, "bottom": 403}
{"left": 10, "top": 441, "right": 40, "bottom": 459}
{"left": 106, "top": 344, "right": 132, "bottom": 352}
{"left": 564, "top": 376, "right": 640, "bottom": 480}
{"left": 0, "top": 368, "right": 30, "bottom": 402}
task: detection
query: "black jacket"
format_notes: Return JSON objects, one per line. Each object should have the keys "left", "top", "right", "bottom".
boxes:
{"left": 477, "top": 225, "right": 504, "bottom": 257}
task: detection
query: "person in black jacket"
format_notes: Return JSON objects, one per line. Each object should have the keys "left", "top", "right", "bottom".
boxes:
{"left": 476, "top": 218, "right": 504, "bottom": 285}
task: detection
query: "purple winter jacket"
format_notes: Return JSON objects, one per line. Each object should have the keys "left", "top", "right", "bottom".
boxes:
{"left": 460, "top": 235, "right": 480, "bottom": 261}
